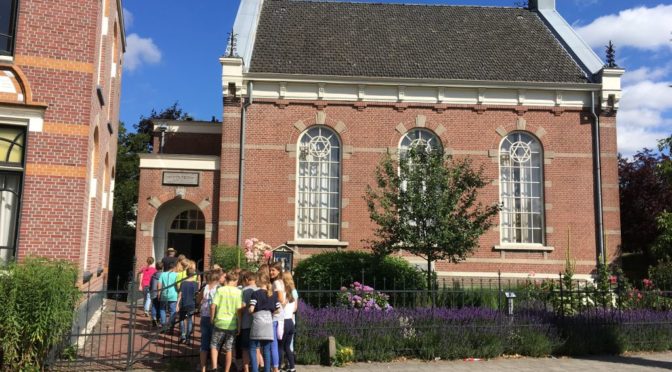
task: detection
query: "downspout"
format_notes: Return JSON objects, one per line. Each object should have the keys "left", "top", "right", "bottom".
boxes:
{"left": 236, "top": 81, "right": 253, "bottom": 247}
{"left": 591, "top": 91, "right": 605, "bottom": 264}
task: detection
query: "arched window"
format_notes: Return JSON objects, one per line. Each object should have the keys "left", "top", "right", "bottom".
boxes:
{"left": 296, "top": 126, "right": 341, "bottom": 240}
{"left": 92, "top": 127, "right": 99, "bottom": 182}
{"left": 399, "top": 128, "right": 442, "bottom": 158}
{"left": 0, "top": 124, "right": 24, "bottom": 263}
{"left": 170, "top": 209, "right": 206, "bottom": 232}
{"left": 499, "top": 132, "right": 544, "bottom": 245}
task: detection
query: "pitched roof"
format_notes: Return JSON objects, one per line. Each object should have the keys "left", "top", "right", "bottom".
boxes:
{"left": 248, "top": 0, "right": 589, "bottom": 84}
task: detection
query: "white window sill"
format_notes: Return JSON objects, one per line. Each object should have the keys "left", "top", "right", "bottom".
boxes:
{"left": 494, "top": 244, "right": 554, "bottom": 252}
{"left": 287, "top": 240, "right": 348, "bottom": 247}
{"left": 0, "top": 55, "right": 13, "bottom": 63}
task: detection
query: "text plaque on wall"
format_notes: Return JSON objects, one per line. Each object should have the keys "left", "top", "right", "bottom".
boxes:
{"left": 162, "top": 172, "right": 199, "bottom": 186}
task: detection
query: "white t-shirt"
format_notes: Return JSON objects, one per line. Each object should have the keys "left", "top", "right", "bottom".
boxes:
{"left": 272, "top": 280, "right": 286, "bottom": 320}
{"left": 284, "top": 289, "right": 299, "bottom": 320}
{"left": 200, "top": 284, "right": 219, "bottom": 317}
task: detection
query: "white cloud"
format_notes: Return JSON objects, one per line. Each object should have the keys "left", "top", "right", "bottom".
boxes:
{"left": 617, "top": 126, "right": 668, "bottom": 155}
{"left": 621, "top": 65, "right": 671, "bottom": 85}
{"left": 124, "top": 33, "right": 161, "bottom": 71}
{"left": 617, "top": 79, "right": 672, "bottom": 155}
{"left": 620, "top": 80, "right": 672, "bottom": 111}
{"left": 576, "top": 5, "right": 672, "bottom": 50}
{"left": 123, "top": 8, "right": 133, "bottom": 29}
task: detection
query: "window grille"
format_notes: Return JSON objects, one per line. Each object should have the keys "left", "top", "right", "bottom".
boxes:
{"left": 296, "top": 126, "right": 341, "bottom": 240}
{"left": 499, "top": 132, "right": 544, "bottom": 244}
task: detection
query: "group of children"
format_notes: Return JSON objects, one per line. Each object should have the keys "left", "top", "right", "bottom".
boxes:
{"left": 138, "top": 254, "right": 202, "bottom": 343}
{"left": 138, "top": 254, "right": 298, "bottom": 372}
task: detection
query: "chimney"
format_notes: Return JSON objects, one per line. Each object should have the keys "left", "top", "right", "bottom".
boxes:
{"left": 530, "top": 0, "right": 555, "bottom": 10}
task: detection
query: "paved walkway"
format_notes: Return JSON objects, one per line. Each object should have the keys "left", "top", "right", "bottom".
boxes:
{"left": 299, "top": 353, "right": 672, "bottom": 371}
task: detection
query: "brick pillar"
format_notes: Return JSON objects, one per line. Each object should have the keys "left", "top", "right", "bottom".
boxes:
{"left": 219, "top": 96, "right": 243, "bottom": 246}
{"left": 598, "top": 112, "right": 620, "bottom": 263}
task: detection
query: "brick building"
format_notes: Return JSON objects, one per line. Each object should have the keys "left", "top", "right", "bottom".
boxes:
{"left": 0, "top": 0, "right": 125, "bottom": 293}
{"left": 136, "top": 0, "right": 623, "bottom": 280}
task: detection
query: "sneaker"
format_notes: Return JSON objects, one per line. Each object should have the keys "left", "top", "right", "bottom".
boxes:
{"left": 144, "top": 311, "right": 149, "bottom": 317}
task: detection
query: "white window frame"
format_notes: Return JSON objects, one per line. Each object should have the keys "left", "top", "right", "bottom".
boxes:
{"left": 398, "top": 128, "right": 443, "bottom": 159}
{"left": 294, "top": 126, "right": 342, "bottom": 242}
{"left": 498, "top": 131, "right": 546, "bottom": 248}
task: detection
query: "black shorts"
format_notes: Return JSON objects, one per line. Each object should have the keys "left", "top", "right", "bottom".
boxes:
{"left": 234, "top": 333, "right": 243, "bottom": 357}
{"left": 239, "top": 328, "right": 251, "bottom": 350}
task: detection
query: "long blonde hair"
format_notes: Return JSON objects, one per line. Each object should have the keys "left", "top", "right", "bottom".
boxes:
{"left": 256, "top": 271, "right": 273, "bottom": 297}
{"left": 282, "top": 271, "right": 296, "bottom": 303}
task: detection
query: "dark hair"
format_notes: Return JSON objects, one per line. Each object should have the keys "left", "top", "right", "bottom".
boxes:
{"left": 156, "top": 261, "right": 164, "bottom": 271}
{"left": 242, "top": 270, "right": 256, "bottom": 283}
{"left": 270, "top": 262, "right": 283, "bottom": 280}
{"left": 187, "top": 266, "right": 196, "bottom": 276}
{"left": 226, "top": 270, "right": 239, "bottom": 283}
{"left": 208, "top": 270, "right": 221, "bottom": 283}
{"left": 146, "top": 257, "right": 155, "bottom": 265}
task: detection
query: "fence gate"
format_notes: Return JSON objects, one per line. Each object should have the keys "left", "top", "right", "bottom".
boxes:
{"left": 48, "top": 275, "right": 201, "bottom": 371}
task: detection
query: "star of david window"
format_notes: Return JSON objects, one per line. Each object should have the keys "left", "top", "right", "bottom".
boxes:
{"left": 399, "top": 129, "right": 442, "bottom": 159}
{"left": 499, "top": 132, "right": 544, "bottom": 245}
{"left": 296, "top": 127, "right": 340, "bottom": 240}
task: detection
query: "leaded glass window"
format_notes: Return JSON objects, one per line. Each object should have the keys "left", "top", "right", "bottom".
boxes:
{"left": 0, "top": 125, "right": 24, "bottom": 166}
{"left": 296, "top": 126, "right": 340, "bottom": 240}
{"left": 170, "top": 209, "right": 205, "bottom": 232}
{"left": 399, "top": 129, "right": 442, "bottom": 158}
{"left": 499, "top": 132, "right": 544, "bottom": 244}
{"left": 0, "top": 124, "right": 24, "bottom": 264}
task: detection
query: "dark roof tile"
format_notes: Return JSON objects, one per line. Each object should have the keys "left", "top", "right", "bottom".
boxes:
{"left": 249, "top": 1, "right": 588, "bottom": 83}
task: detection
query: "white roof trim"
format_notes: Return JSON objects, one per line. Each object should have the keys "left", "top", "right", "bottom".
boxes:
{"left": 537, "top": 8, "right": 604, "bottom": 75}
{"left": 152, "top": 121, "right": 221, "bottom": 135}
{"left": 245, "top": 72, "right": 601, "bottom": 91}
{"left": 233, "top": 0, "right": 264, "bottom": 72}
{"left": 139, "top": 154, "right": 220, "bottom": 171}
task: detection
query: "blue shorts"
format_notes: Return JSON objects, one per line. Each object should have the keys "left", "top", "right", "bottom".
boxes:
{"left": 200, "top": 316, "right": 213, "bottom": 352}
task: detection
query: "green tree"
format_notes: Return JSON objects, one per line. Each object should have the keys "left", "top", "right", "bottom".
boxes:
{"left": 112, "top": 103, "right": 189, "bottom": 236}
{"left": 364, "top": 148, "right": 500, "bottom": 291}
{"left": 659, "top": 135, "right": 672, "bottom": 183}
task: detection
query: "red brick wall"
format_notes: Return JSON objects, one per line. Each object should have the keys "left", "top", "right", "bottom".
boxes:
{"left": 135, "top": 168, "right": 220, "bottom": 268}
{"left": 217, "top": 99, "right": 620, "bottom": 277}
{"left": 9, "top": 0, "right": 124, "bottom": 290}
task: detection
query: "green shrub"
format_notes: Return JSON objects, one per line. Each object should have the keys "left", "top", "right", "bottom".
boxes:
{"left": 0, "top": 258, "right": 80, "bottom": 371}
{"left": 649, "top": 261, "right": 672, "bottom": 291}
{"left": 505, "top": 328, "right": 557, "bottom": 357}
{"left": 558, "top": 323, "right": 626, "bottom": 355}
{"left": 294, "top": 251, "right": 425, "bottom": 290}
{"left": 211, "top": 244, "right": 256, "bottom": 271}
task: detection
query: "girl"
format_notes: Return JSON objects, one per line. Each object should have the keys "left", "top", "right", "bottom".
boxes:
{"left": 176, "top": 266, "right": 199, "bottom": 344}
{"left": 249, "top": 272, "right": 280, "bottom": 372}
{"left": 138, "top": 257, "right": 156, "bottom": 317}
{"left": 279, "top": 271, "right": 298, "bottom": 372}
{"left": 199, "top": 270, "right": 220, "bottom": 372}
{"left": 269, "top": 262, "right": 285, "bottom": 372}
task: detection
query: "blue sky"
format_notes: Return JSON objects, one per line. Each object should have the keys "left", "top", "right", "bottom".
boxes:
{"left": 120, "top": 0, "right": 672, "bottom": 155}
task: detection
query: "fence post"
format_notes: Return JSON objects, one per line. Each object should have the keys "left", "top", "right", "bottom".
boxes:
{"left": 558, "top": 272, "right": 564, "bottom": 318}
{"left": 498, "top": 270, "right": 502, "bottom": 312}
{"left": 126, "top": 256, "right": 137, "bottom": 370}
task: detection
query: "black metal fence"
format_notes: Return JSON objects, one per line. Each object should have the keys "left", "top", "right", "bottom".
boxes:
{"left": 46, "top": 269, "right": 672, "bottom": 369}
{"left": 47, "top": 269, "right": 202, "bottom": 371}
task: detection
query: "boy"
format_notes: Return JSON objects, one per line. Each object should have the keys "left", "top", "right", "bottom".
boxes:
{"left": 211, "top": 270, "right": 244, "bottom": 372}
{"left": 157, "top": 261, "right": 179, "bottom": 334}
{"left": 149, "top": 261, "right": 164, "bottom": 327}
{"left": 240, "top": 271, "right": 259, "bottom": 372}
{"left": 176, "top": 266, "right": 199, "bottom": 344}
